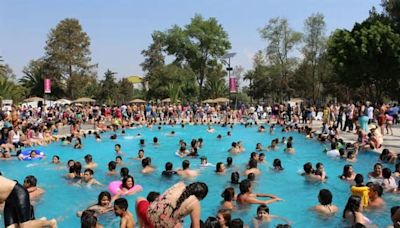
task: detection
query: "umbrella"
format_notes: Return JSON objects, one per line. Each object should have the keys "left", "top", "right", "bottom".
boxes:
{"left": 54, "top": 99, "right": 71, "bottom": 105}
{"left": 126, "top": 75, "right": 143, "bottom": 84}
{"left": 72, "top": 97, "right": 96, "bottom": 103}
{"left": 213, "top": 97, "right": 230, "bottom": 103}
{"left": 202, "top": 99, "right": 216, "bottom": 104}
{"left": 129, "top": 99, "right": 146, "bottom": 104}
{"left": 74, "top": 103, "right": 83, "bottom": 107}
{"left": 24, "top": 97, "right": 44, "bottom": 102}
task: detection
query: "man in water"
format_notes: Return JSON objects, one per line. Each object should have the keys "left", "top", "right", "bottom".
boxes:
{"left": 78, "top": 169, "right": 102, "bottom": 186}
{"left": 23, "top": 175, "right": 44, "bottom": 203}
{"left": 0, "top": 176, "right": 57, "bottom": 228}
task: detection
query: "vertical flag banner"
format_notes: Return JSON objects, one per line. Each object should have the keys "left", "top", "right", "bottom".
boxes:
{"left": 229, "top": 77, "right": 237, "bottom": 93}
{"left": 44, "top": 78, "right": 51, "bottom": 93}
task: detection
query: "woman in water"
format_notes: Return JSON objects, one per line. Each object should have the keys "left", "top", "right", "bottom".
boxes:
{"left": 342, "top": 195, "right": 371, "bottom": 226}
{"left": 147, "top": 182, "right": 208, "bottom": 228}
{"left": 117, "top": 175, "right": 142, "bottom": 196}
{"left": 237, "top": 179, "right": 282, "bottom": 205}
{"left": 339, "top": 164, "right": 356, "bottom": 181}
{"left": 368, "top": 163, "right": 383, "bottom": 179}
{"left": 273, "top": 159, "right": 284, "bottom": 171}
{"left": 220, "top": 187, "right": 236, "bottom": 210}
{"left": 311, "top": 189, "right": 338, "bottom": 215}
{"left": 77, "top": 191, "right": 113, "bottom": 216}
{"left": 216, "top": 209, "right": 231, "bottom": 228}
{"left": 216, "top": 162, "right": 226, "bottom": 174}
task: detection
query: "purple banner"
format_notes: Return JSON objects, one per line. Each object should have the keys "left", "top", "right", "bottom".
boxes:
{"left": 229, "top": 77, "right": 237, "bottom": 93}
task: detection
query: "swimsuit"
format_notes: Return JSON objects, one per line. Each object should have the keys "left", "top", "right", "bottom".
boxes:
{"left": 4, "top": 183, "right": 34, "bottom": 227}
{"left": 136, "top": 200, "right": 154, "bottom": 228}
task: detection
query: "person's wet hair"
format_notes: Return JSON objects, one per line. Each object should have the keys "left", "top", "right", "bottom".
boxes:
{"left": 120, "top": 167, "right": 129, "bottom": 178}
{"left": 383, "top": 168, "right": 392, "bottom": 179}
{"left": 122, "top": 175, "right": 135, "bottom": 188}
{"left": 84, "top": 168, "right": 94, "bottom": 176}
{"left": 108, "top": 161, "right": 116, "bottom": 171}
{"left": 247, "top": 173, "right": 256, "bottom": 181}
{"left": 81, "top": 209, "right": 98, "bottom": 228}
{"left": 97, "top": 191, "right": 111, "bottom": 206}
{"left": 24, "top": 175, "right": 37, "bottom": 187}
{"left": 142, "top": 157, "right": 151, "bottom": 168}
{"left": 303, "top": 162, "right": 313, "bottom": 174}
{"left": 354, "top": 174, "right": 364, "bottom": 185}
{"left": 257, "top": 204, "right": 269, "bottom": 214}
{"left": 342, "top": 195, "right": 361, "bottom": 222}
{"left": 230, "top": 218, "right": 244, "bottom": 228}
{"left": 165, "top": 162, "right": 173, "bottom": 171}
{"left": 114, "top": 198, "right": 128, "bottom": 211}
{"left": 231, "top": 172, "right": 240, "bottom": 184}
{"left": 221, "top": 187, "right": 235, "bottom": 201}
{"left": 146, "top": 191, "right": 160, "bottom": 202}
{"left": 273, "top": 158, "right": 283, "bottom": 170}
{"left": 172, "top": 182, "right": 208, "bottom": 215}
{"left": 318, "top": 189, "right": 333, "bottom": 205}
{"left": 248, "top": 159, "right": 258, "bottom": 169}
{"left": 227, "top": 157, "right": 233, "bottom": 166}
{"left": 182, "top": 160, "right": 190, "bottom": 170}
{"left": 239, "top": 179, "right": 251, "bottom": 194}
{"left": 84, "top": 154, "right": 93, "bottom": 162}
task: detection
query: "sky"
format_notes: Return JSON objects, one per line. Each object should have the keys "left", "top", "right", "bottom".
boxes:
{"left": 0, "top": 0, "right": 382, "bottom": 80}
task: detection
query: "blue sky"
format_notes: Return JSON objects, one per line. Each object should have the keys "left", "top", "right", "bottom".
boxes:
{"left": 0, "top": 0, "right": 381, "bottom": 80}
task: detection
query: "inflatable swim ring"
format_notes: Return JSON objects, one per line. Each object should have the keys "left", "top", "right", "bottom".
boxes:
{"left": 351, "top": 186, "right": 369, "bottom": 207}
{"left": 108, "top": 181, "right": 142, "bottom": 195}
{"left": 19, "top": 149, "right": 45, "bottom": 161}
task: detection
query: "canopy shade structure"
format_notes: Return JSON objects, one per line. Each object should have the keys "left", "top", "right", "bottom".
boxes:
{"left": 126, "top": 75, "right": 143, "bottom": 84}
{"left": 54, "top": 99, "right": 71, "bottom": 105}
{"left": 129, "top": 98, "right": 146, "bottom": 104}
{"left": 213, "top": 97, "right": 230, "bottom": 103}
{"left": 202, "top": 99, "right": 217, "bottom": 104}
{"left": 24, "top": 97, "right": 44, "bottom": 102}
{"left": 72, "top": 97, "right": 96, "bottom": 103}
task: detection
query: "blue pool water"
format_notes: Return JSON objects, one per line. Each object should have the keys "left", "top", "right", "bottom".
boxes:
{"left": 0, "top": 124, "right": 396, "bottom": 227}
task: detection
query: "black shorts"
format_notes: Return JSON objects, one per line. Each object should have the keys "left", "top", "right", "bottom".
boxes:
{"left": 4, "top": 183, "right": 34, "bottom": 227}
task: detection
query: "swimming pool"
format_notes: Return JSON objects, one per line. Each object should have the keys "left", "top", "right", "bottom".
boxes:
{"left": 0, "top": 124, "right": 395, "bottom": 227}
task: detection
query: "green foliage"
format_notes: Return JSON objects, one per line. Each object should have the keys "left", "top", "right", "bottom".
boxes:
{"left": 98, "top": 70, "right": 118, "bottom": 105}
{"left": 158, "top": 14, "right": 231, "bottom": 99}
{"left": 44, "top": 18, "right": 97, "bottom": 99}
{"left": 117, "top": 78, "right": 134, "bottom": 104}
{"left": 327, "top": 14, "right": 400, "bottom": 102}
{"left": 259, "top": 17, "right": 302, "bottom": 101}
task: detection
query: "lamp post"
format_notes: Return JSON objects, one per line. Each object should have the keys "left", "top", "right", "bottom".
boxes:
{"left": 222, "top": 52, "right": 236, "bottom": 109}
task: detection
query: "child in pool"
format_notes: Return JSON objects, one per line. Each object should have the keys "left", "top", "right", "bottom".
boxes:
{"left": 253, "top": 205, "right": 291, "bottom": 228}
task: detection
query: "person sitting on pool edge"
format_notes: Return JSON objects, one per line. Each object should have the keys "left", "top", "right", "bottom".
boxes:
{"left": 78, "top": 169, "right": 102, "bottom": 186}
{"left": 237, "top": 179, "right": 282, "bottom": 205}
{"left": 23, "top": 175, "right": 44, "bottom": 203}
{"left": 311, "top": 189, "right": 338, "bottom": 215}
{"left": 114, "top": 198, "right": 135, "bottom": 228}
{"left": 0, "top": 176, "right": 57, "bottom": 228}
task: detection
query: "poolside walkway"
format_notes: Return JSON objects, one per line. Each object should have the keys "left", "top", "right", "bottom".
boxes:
{"left": 307, "top": 120, "right": 400, "bottom": 154}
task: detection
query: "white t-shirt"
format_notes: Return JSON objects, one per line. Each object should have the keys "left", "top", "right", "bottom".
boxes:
{"left": 368, "top": 107, "right": 374, "bottom": 119}
{"left": 327, "top": 149, "right": 340, "bottom": 157}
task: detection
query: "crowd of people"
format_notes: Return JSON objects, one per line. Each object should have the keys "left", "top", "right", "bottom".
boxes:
{"left": 0, "top": 101, "right": 399, "bottom": 227}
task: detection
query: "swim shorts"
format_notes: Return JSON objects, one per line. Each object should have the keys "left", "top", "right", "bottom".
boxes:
{"left": 4, "top": 183, "right": 34, "bottom": 227}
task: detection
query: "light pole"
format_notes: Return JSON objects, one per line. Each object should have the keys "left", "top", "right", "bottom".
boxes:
{"left": 222, "top": 52, "right": 236, "bottom": 109}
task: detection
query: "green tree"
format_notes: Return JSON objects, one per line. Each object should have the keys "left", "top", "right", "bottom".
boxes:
{"left": 98, "top": 70, "right": 118, "bottom": 105}
{"left": 20, "top": 59, "right": 64, "bottom": 98}
{"left": 259, "top": 17, "right": 302, "bottom": 101}
{"left": 204, "top": 64, "right": 228, "bottom": 99}
{"left": 327, "top": 14, "right": 400, "bottom": 101}
{"left": 45, "top": 18, "right": 96, "bottom": 98}
{"left": 302, "top": 13, "right": 327, "bottom": 101}
{"left": 161, "top": 14, "right": 231, "bottom": 99}
{"left": 117, "top": 78, "right": 134, "bottom": 104}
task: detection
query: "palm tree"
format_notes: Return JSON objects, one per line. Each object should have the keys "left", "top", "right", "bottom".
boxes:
{"left": 0, "top": 77, "right": 24, "bottom": 101}
{"left": 205, "top": 76, "right": 228, "bottom": 99}
{"left": 20, "top": 61, "right": 45, "bottom": 97}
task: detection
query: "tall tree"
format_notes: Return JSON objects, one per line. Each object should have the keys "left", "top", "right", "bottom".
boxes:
{"left": 327, "top": 13, "right": 400, "bottom": 101}
{"left": 161, "top": 14, "right": 231, "bottom": 99}
{"left": 141, "top": 31, "right": 165, "bottom": 92}
{"left": 302, "top": 13, "right": 326, "bottom": 101}
{"left": 45, "top": 18, "right": 96, "bottom": 98}
{"left": 117, "top": 78, "right": 134, "bottom": 104}
{"left": 99, "top": 70, "right": 118, "bottom": 105}
{"left": 259, "top": 17, "right": 302, "bottom": 101}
